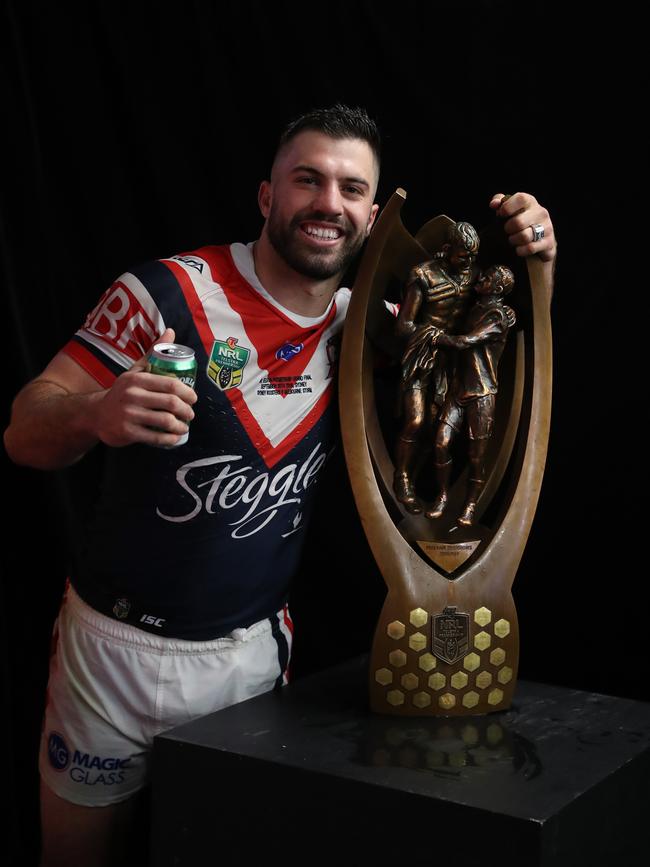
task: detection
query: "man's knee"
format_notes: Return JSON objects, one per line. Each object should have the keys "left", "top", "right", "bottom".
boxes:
{"left": 40, "top": 780, "right": 147, "bottom": 867}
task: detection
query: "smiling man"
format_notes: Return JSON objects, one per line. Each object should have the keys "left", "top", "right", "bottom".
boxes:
{"left": 4, "top": 104, "right": 556, "bottom": 866}
{"left": 255, "top": 118, "right": 380, "bottom": 310}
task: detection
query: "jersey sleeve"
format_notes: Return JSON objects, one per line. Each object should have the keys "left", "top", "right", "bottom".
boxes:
{"left": 62, "top": 258, "right": 194, "bottom": 387}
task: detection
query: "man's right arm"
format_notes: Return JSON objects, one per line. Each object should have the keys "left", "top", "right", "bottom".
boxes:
{"left": 4, "top": 328, "right": 196, "bottom": 471}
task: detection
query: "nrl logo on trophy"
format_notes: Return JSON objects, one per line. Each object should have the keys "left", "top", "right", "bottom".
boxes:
{"left": 432, "top": 607, "right": 469, "bottom": 665}
{"left": 339, "top": 190, "right": 552, "bottom": 716}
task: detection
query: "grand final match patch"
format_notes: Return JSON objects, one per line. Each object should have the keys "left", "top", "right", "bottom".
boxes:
{"left": 207, "top": 337, "right": 251, "bottom": 391}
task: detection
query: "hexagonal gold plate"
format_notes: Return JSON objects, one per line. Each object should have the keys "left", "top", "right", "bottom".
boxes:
{"left": 497, "top": 666, "right": 513, "bottom": 684}
{"left": 451, "top": 671, "right": 468, "bottom": 690}
{"left": 409, "top": 632, "right": 427, "bottom": 652}
{"left": 375, "top": 667, "right": 393, "bottom": 686}
{"left": 439, "top": 693, "right": 456, "bottom": 710}
{"left": 490, "top": 648, "right": 506, "bottom": 666}
{"left": 387, "top": 620, "right": 406, "bottom": 640}
{"left": 401, "top": 673, "right": 419, "bottom": 691}
{"left": 409, "top": 608, "right": 428, "bottom": 628}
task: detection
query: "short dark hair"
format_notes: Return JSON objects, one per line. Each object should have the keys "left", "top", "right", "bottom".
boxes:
{"left": 276, "top": 104, "right": 381, "bottom": 168}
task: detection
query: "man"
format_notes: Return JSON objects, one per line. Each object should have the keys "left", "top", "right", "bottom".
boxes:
{"left": 4, "top": 105, "right": 556, "bottom": 866}
{"left": 394, "top": 221, "right": 481, "bottom": 513}
{"left": 428, "top": 263, "right": 517, "bottom": 525}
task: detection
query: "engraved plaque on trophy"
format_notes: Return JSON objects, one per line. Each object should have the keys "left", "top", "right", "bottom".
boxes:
{"left": 339, "top": 190, "right": 552, "bottom": 716}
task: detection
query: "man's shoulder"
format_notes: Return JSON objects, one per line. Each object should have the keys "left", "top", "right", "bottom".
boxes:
{"left": 159, "top": 244, "right": 234, "bottom": 281}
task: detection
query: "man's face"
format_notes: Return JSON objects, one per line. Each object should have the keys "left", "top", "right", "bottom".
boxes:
{"left": 259, "top": 130, "right": 379, "bottom": 280}
{"left": 447, "top": 243, "right": 476, "bottom": 272}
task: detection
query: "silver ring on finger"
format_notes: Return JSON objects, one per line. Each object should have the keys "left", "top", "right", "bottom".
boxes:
{"left": 531, "top": 223, "right": 545, "bottom": 242}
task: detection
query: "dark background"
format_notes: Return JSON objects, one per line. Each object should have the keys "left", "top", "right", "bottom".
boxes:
{"left": 1, "top": 1, "right": 642, "bottom": 864}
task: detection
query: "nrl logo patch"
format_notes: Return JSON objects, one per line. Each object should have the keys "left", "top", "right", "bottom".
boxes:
{"left": 432, "top": 606, "right": 469, "bottom": 664}
{"left": 207, "top": 337, "right": 251, "bottom": 391}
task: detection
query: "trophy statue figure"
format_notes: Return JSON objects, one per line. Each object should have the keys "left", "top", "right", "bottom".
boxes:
{"left": 339, "top": 190, "right": 552, "bottom": 717}
{"left": 426, "top": 263, "right": 516, "bottom": 527}
{"left": 394, "top": 221, "right": 480, "bottom": 514}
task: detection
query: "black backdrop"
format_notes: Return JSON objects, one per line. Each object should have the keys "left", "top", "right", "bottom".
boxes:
{"left": 2, "top": 2, "right": 642, "bottom": 864}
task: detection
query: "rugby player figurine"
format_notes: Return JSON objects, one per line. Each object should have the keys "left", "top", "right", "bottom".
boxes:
{"left": 429, "top": 264, "right": 516, "bottom": 526}
{"left": 394, "top": 222, "right": 480, "bottom": 514}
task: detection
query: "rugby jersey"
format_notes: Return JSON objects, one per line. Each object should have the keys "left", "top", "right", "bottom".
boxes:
{"left": 63, "top": 243, "right": 349, "bottom": 639}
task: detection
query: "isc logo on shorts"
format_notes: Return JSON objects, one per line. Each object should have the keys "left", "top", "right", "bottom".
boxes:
{"left": 140, "top": 614, "right": 166, "bottom": 628}
{"left": 47, "top": 731, "right": 133, "bottom": 787}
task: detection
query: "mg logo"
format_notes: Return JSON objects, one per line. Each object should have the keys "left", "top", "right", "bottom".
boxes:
{"left": 48, "top": 731, "right": 70, "bottom": 771}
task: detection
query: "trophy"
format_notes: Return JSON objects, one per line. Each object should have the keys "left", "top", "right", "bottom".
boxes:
{"left": 339, "top": 190, "right": 552, "bottom": 717}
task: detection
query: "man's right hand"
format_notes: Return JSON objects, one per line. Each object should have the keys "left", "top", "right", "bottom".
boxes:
{"left": 4, "top": 327, "right": 198, "bottom": 470}
{"left": 93, "top": 328, "right": 197, "bottom": 448}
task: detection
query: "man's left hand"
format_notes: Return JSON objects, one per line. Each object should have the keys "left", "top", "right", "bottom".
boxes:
{"left": 490, "top": 192, "right": 556, "bottom": 263}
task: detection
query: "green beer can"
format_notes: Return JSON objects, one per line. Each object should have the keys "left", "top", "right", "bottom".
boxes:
{"left": 146, "top": 342, "right": 197, "bottom": 447}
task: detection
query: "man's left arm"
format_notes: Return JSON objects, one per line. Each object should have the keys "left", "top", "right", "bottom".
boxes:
{"left": 490, "top": 192, "right": 557, "bottom": 291}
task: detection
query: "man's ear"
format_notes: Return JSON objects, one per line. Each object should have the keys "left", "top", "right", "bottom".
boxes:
{"left": 365, "top": 203, "right": 379, "bottom": 237}
{"left": 258, "top": 181, "right": 272, "bottom": 218}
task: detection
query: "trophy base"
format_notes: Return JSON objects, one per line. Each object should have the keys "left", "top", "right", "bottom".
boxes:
{"left": 369, "top": 590, "right": 518, "bottom": 717}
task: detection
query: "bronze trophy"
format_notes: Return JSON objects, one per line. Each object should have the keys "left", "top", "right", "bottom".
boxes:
{"left": 339, "top": 190, "right": 552, "bottom": 717}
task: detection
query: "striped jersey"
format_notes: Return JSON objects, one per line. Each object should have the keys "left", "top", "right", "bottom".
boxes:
{"left": 63, "top": 242, "right": 350, "bottom": 639}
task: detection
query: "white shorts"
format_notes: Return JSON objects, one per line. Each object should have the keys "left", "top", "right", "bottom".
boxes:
{"left": 39, "top": 583, "right": 293, "bottom": 806}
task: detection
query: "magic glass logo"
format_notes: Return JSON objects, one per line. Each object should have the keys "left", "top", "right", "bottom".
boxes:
{"left": 48, "top": 732, "right": 70, "bottom": 772}
{"left": 47, "top": 731, "right": 133, "bottom": 787}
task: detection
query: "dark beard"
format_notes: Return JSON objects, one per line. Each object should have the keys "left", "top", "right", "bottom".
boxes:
{"left": 266, "top": 208, "right": 366, "bottom": 280}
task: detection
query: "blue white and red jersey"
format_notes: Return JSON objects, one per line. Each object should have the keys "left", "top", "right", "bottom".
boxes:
{"left": 62, "top": 243, "right": 349, "bottom": 639}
